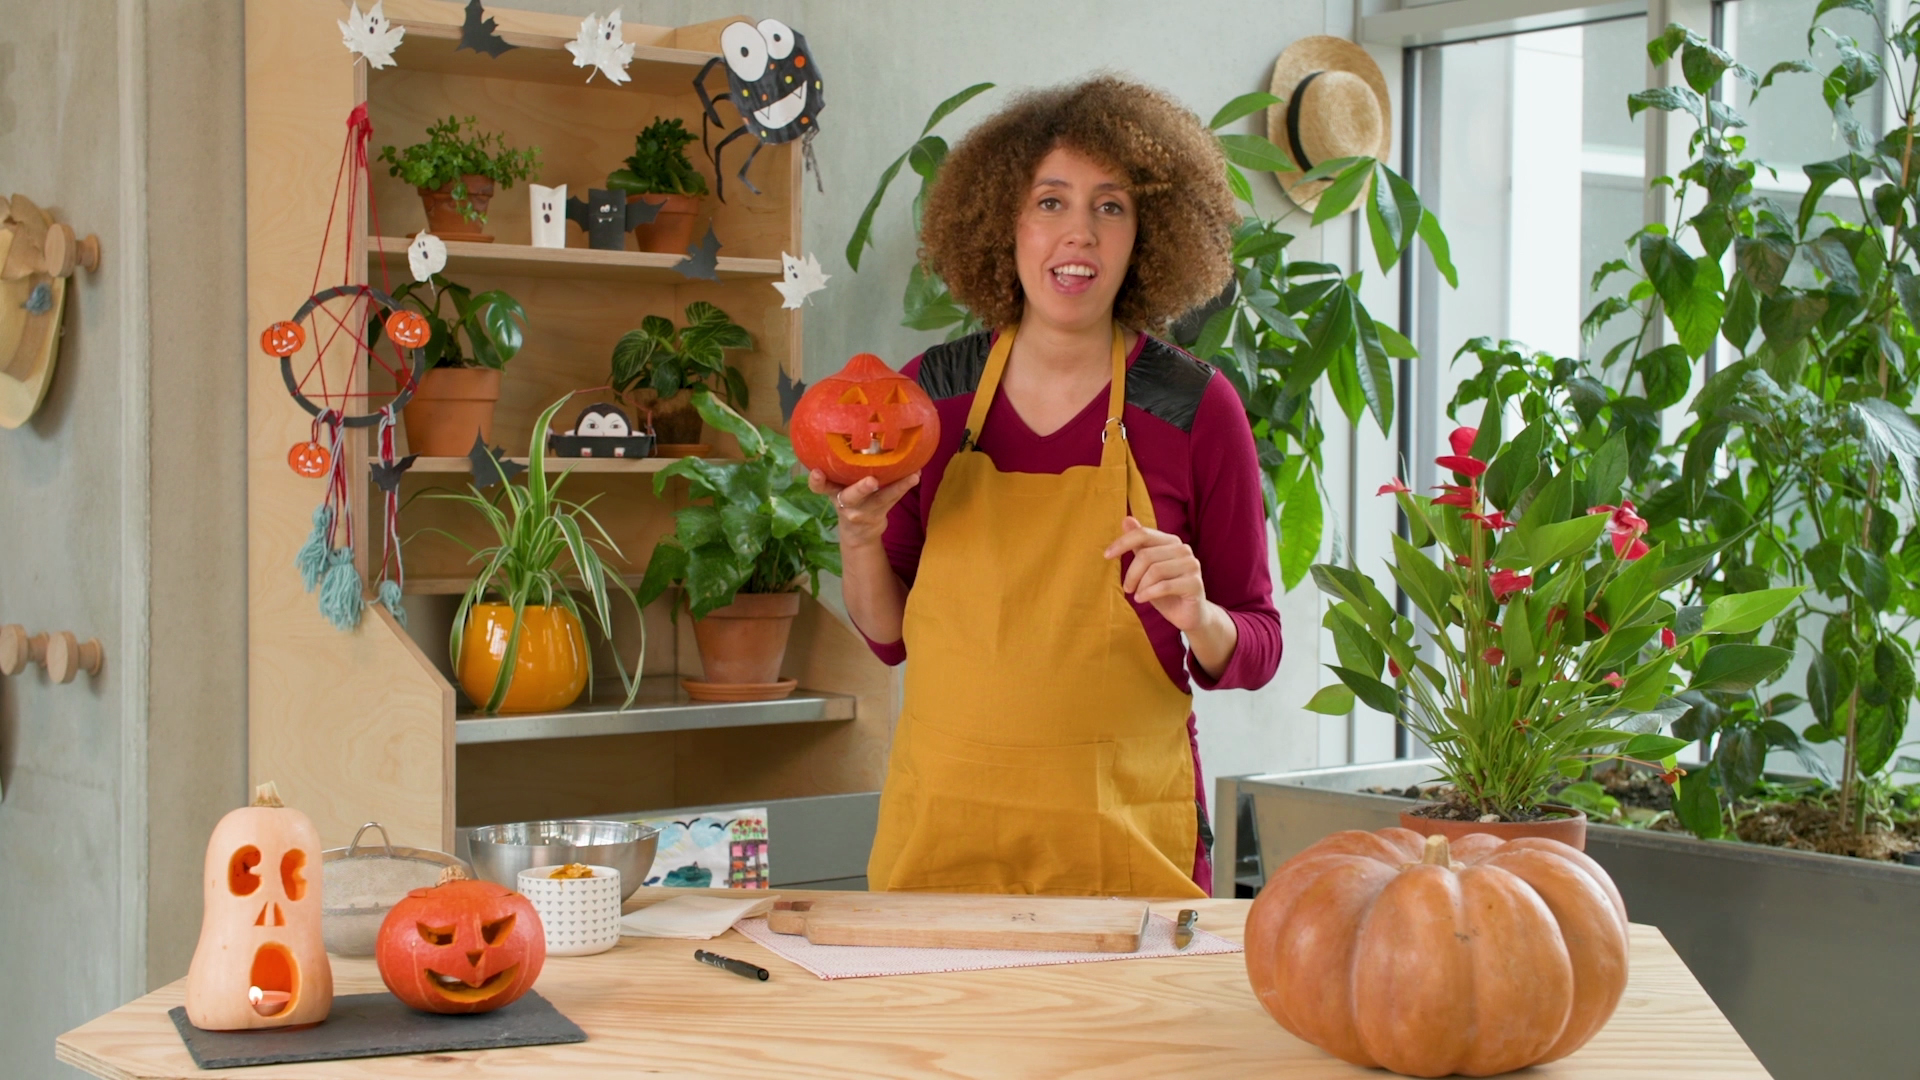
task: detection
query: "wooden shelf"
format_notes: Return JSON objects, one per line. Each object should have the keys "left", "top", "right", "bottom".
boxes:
{"left": 455, "top": 682, "right": 856, "bottom": 744}
{"left": 399, "top": 455, "right": 698, "bottom": 474}
{"left": 382, "top": 17, "right": 717, "bottom": 96}
{"left": 367, "top": 237, "right": 783, "bottom": 283}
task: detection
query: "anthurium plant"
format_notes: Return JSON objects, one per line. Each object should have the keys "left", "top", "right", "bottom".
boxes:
{"left": 635, "top": 393, "right": 841, "bottom": 618}
{"left": 1312, "top": 423, "right": 1803, "bottom": 820}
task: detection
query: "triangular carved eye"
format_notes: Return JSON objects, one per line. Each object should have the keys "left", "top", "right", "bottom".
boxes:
{"left": 482, "top": 915, "right": 517, "bottom": 945}
{"left": 886, "top": 385, "right": 911, "bottom": 405}
{"left": 417, "top": 923, "right": 455, "bottom": 946}
{"left": 837, "top": 387, "right": 869, "bottom": 405}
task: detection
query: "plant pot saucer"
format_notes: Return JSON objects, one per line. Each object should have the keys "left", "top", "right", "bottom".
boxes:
{"left": 1398, "top": 804, "right": 1588, "bottom": 850}
{"left": 655, "top": 443, "right": 711, "bottom": 458}
{"left": 680, "top": 677, "right": 797, "bottom": 703}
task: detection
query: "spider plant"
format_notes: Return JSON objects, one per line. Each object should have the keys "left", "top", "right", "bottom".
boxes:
{"left": 421, "top": 395, "right": 645, "bottom": 714}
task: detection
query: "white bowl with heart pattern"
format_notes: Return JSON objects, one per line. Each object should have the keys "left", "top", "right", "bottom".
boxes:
{"left": 517, "top": 865, "right": 622, "bottom": 956}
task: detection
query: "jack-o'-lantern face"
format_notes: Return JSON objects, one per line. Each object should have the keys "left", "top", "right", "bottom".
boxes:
{"left": 287, "top": 440, "right": 333, "bottom": 478}
{"left": 385, "top": 310, "right": 431, "bottom": 350}
{"left": 376, "top": 879, "right": 544, "bottom": 1014}
{"left": 789, "top": 354, "right": 941, "bottom": 486}
{"left": 260, "top": 321, "right": 305, "bottom": 358}
{"left": 184, "top": 784, "right": 333, "bottom": 1031}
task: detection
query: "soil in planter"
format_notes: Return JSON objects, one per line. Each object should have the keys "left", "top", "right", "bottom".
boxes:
{"left": 1360, "top": 785, "right": 1571, "bottom": 823}
{"left": 1731, "top": 795, "right": 1920, "bottom": 862}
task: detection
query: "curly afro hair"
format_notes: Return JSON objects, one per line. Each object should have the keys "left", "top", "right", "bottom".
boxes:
{"left": 918, "top": 75, "right": 1238, "bottom": 333}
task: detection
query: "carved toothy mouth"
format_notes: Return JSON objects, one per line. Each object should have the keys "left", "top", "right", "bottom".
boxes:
{"left": 753, "top": 82, "right": 808, "bottom": 130}
{"left": 827, "top": 427, "right": 923, "bottom": 466}
{"left": 424, "top": 965, "right": 519, "bottom": 1005}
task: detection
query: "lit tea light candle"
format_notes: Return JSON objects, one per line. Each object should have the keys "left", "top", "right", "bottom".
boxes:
{"left": 248, "top": 985, "right": 291, "bottom": 1016}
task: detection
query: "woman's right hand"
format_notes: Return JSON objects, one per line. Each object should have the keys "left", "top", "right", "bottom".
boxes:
{"left": 810, "top": 470, "right": 921, "bottom": 548}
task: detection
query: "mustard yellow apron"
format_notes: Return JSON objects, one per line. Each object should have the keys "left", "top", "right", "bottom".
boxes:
{"left": 867, "top": 325, "right": 1204, "bottom": 898}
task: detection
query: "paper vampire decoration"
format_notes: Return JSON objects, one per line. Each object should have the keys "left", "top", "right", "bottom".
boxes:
{"left": 340, "top": 2, "right": 405, "bottom": 69}
{"left": 566, "top": 10, "right": 635, "bottom": 85}
{"left": 567, "top": 187, "right": 659, "bottom": 251}
{"left": 773, "top": 251, "right": 829, "bottom": 309}
{"left": 457, "top": 0, "right": 514, "bottom": 57}
{"left": 529, "top": 183, "right": 567, "bottom": 248}
{"left": 695, "top": 19, "right": 825, "bottom": 200}
{"left": 263, "top": 105, "right": 425, "bottom": 631}
{"left": 674, "top": 226, "right": 721, "bottom": 281}
{"left": 547, "top": 403, "right": 655, "bottom": 459}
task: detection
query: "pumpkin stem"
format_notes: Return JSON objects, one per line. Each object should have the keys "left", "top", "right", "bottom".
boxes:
{"left": 437, "top": 864, "right": 470, "bottom": 886}
{"left": 251, "top": 781, "right": 285, "bottom": 808}
{"left": 1421, "top": 833, "right": 1452, "bottom": 867}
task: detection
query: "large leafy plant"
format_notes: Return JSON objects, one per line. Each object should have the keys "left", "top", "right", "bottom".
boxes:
{"left": 377, "top": 274, "right": 527, "bottom": 370}
{"left": 636, "top": 394, "right": 841, "bottom": 618}
{"left": 610, "top": 301, "right": 753, "bottom": 406}
{"left": 844, "top": 86, "right": 1458, "bottom": 589}
{"left": 426, "top": 396, "right": 645, "bottom": 714}
{"left": 378, "top": 115, "right": 541, "bottom": 221}
{"left": 607, "top": 117, "right": 709, "bottom": 197}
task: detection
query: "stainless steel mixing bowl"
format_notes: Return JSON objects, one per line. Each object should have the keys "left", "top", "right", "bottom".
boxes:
{"left": 467, "top": 819, "right": 658, "bottom": 901}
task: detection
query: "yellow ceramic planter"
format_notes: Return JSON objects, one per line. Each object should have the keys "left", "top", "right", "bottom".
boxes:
{"left": 458, "top": 603, "right": 588, "bottom": 713}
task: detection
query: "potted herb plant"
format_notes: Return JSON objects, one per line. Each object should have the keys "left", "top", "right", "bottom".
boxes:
{"left": 606, "top": 116, "right": 708, "bottom": 254}
{"left": 426, "top": 395, "right": 645, "bottom": 715}
{"left": 635, "top": 393, "right": 839, "bottom": 702}
{"left": 379, "top": 115, "right": 541, "bottom": 243}
{"left": 376, "top": 274, "right": 527, "bottom": 457}
{"left": 609, "top": 301, "right": 752, "bottom": 454}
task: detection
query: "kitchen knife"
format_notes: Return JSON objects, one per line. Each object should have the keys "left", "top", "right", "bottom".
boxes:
{"left": 1174, "top": 909, "right": 1197, "bottom": 950}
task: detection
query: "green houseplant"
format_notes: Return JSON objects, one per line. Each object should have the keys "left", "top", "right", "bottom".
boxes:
{"left": 374, "top": 273, "right": 529, "bottom": 457}
{"left": 635, "top": 393, "right": 840, "bottom": 701}
{"left": 379, "top": 115, "right": 541, "bottom": 241}
{"left": 425, "top": 395, "right": 645, "bottom": 715}
{"left": 609, "top": 301, "right": 752, "bottom": 451}
{"left": 607, "top": 117, "right": 709, "bottom": 254}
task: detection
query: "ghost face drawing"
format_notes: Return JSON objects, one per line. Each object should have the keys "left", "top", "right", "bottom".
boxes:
{"left": 529, "top": 183, "right": 567, "bottom": 248}
{"left": 408, "top": 231, "right": 448, "bottom": 282}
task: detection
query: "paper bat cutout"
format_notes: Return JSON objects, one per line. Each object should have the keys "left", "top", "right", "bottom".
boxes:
{"left": 340, "top": 2, "right": 405, "bottom": 69}
{"left": 407, "top": 231, "right": 448, "bottom": 282}
{"left": 370, "top": 453, "right": 419, "bottom": 494}
{"left": 773, "top": 251, "right": 829, "bottom": 308}
{"left": 467, "top": 434, "right": 527, "bottom": 488}
{"left": 456, "top": 0, "right": 514, "bottom": 57}
{"left": 674, "top": 226, "right": 722, "bottom": 281}
{"left": 565, "top": 10, "right": 635, "bottom": 85}
{"left": 777, "top": 367, "right": 807, "bottom": 423}
{"left": 566, "top": 187, "right": 659, "bottom": 251}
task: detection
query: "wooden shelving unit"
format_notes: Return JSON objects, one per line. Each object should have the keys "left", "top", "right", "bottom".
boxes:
{"left": 246, "top": 0, "right": 897, "bottom": 851}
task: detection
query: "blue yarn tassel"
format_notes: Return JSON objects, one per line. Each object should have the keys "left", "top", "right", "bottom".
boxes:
{"left": 294, "top": 505, "right": 332, "bottom": 592}
{"left": 377, "top": 578, "right": 407, "bottom": 627}
{"left": 317, "top": 548, "right": 364, "bottom": 631}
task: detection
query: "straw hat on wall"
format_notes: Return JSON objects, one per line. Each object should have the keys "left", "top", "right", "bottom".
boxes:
{"left": 1267, "top": 36, "right": 1393, "bottom": 214}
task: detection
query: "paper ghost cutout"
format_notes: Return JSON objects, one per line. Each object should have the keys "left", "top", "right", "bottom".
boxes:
{"left": 457, "top": 0, "right": 514, "bottom": 57}
{"left": 565, "top": 187, "right": 658, "bottom": 252}
{"left": 695, "top": 19, "right": 825, "bottom": 199}
{"left": 773, "top": 251, "right": 829, "bottom": 308}
{"left": 467, "top": 434, "right": 527, "bottom": 488}
{"left": 529, "top": 183, "right": 567, "bottom": 249}
{"left": 407, "top": 232, "right": 448, "bottom": 282}
{"left": 370, "top": 454, "right": 419, "bottom": 494}
{"left": 674, "top": 226, "right": 722, "bottom": 281}
{"left": 777, "top": 368, "right": 808, "bottom": 423}
{"left": 566, "top": 10, "right": 635, "bottom": 86}
{"left": 340, "top": 2, "right": 405, "bottom": 69}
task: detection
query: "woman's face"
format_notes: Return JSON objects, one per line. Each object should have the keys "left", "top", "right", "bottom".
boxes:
{"left": 1014, "top": 146, "right": 1137, "bottom": 333}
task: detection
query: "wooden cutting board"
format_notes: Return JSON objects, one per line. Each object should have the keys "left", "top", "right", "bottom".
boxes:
{"left": 766, "top": 894, "right": 1150, "bottom": 953}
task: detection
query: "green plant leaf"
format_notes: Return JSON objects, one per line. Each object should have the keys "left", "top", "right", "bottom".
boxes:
{"left": 1623, "top": 733, "right": 1690, "bottom": 760}
{"left": 1673, "top": 770, "right": 1725, "bottom": 838}
{"left": 1303, "top": 684, "right": 1357, "bottom": 715}
{"left": 1689, "top": 643, "right": 1794, "bottom": 693}
{"left": 1278, "top": 468, "right": 1323, "bottom": 591}
{"left": 1219, "top": 133, "right": 1293, "bottom": 173}
{"left": 1523, "top": 512, "right": 1610, "bottom": 570}
{"left": 921, "top": 82, "right": 994, "bottom": 135}
{"left": 1628, "top": 86, "right": 1705, "bottom": 122}
{"left": 1312, "top": 159, "right": 1374, "bottom": 225}
{"left": 1330, "top": 665, "right": 1400, "bottom": 714}
{"left": 1418, "top": 209, "right": 1458, "bottom": 289}
{"left": 1700, "top": 587, "right": 1804, "bottom": 635}
{"left": 691, "top": 390, "right": 763, "bottom": 458}
{"left": 1210, "top": 91, "right": 1283, "bottom": 131}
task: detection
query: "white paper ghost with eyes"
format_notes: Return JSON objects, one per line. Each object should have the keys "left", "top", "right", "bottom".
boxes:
{"left": 565, "top": 10, "right": 634, "bottom": 86}
{"left": 529, "top": 183, "right": 567, "bottom": 249}
{"left": 340, "top": 2, "right": 405, "bottom": 69}
{"left": 773, "top": 251, "right": 830, "bottom": 309}
{"left": 408, "top": 231, "right": 448, "bottom": 283}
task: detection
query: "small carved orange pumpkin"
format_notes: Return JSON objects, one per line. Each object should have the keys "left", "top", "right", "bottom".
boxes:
{"left": 789, "top": 354, "right": 940, "bottom": 486}
{"left": 385, "top": 310, "right": 431, "bottom": 350}
{"left": 376, "top": 877, "right": 545, "bottom": 1014}
{"left": 261, "top": 321, "right": 305, "bottom": 358}
{"left": 287, "top": 440, "right": 332, "bottom": 478}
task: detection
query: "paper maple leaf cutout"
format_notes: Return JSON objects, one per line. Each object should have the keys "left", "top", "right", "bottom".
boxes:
{"left": 565, "top": 10, "right": 634, "bottom": 86}
{"left": 467, "top": 434, "right": 527, "bottom": 488}
{"left": 773, "top": 251, "right": 831, "bottom": 309}
{"left": 456, "top": 0, "right": 515, "bottom": 57}
{"left": 674, "top": 226, "right": 722, "bottom": 281}
{"left": 340, "top": 2, "right": 405, "bottom": 69}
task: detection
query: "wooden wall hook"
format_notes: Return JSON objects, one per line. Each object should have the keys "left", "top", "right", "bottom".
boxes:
{"left": 0, "top": 625, "right": 48, "bottom": 676}
{"left": 46, "top": 631, "right": 103, "bottom": 683}
{"left": 43, "top": 224, "right": 102, "bottom": 277}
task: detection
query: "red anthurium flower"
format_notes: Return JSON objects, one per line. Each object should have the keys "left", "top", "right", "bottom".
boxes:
{"left": 1436, "top": 426, "right": 1488, "bottom": 476}
{"left": 1482, "top": 647, "right": 1506, "bottom": 666}
{"left": 1377, "top": 478, "right": 1411, "bottom": 496}
{"left": 1660, "top": 766, "right": 1687, "bottom": 784}
{"left": 1432, "top": 483, "right": 1479, "bottom": 508}
{"left": 1463, "top": 510, "right": 1515, "bottom": 530}
{"left": 1661, "top": 627, "right": 1678, "bottom": 649}
{"left": 1616, "top": 534, "right": 1651, "bottom": 560}
{"left": 1586, "top": 612, "right": 1611, "bottom": 634}
{"left": 1449, "top": 427, "right": 1479, "bottom": 457}
{"left": 1387, "top": 658, "right": 1402, "bottom": 678}
{"left": 1590, "top": 500, "right": 1650, "bottom": 560}
{"left": 1602, "top": 672, "right": 1625, "bottom": 689}
{"left": 1489, "top": 569, "right": 1532, "bottom": 601}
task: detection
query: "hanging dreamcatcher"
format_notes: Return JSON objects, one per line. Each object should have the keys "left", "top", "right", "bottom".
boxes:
{"left": 258, "top": 103, "right": 425, "bottom": 632}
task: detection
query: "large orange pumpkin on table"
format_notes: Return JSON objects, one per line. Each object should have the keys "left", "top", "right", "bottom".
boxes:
{"left": 1245, "top": 828, "right": 1629, "bottom": 1078}
{"left": 376, "top": 872, "right": 545, "bottom": 1014}
{"left": 790, "top": 354, "right": 940, "bottom": 486}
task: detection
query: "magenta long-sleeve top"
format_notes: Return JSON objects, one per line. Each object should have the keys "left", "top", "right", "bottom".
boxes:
{"left": 851, "top": 329, "right": 1283, "bottom": 890}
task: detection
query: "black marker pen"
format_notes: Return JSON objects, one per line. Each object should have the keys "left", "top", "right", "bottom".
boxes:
{"left": 695, "top": 948, "right": 770, "bottom": 981}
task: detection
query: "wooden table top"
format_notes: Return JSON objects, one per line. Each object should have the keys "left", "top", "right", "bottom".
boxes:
{"left": 58, "top": 895, "right": 1769, "bottom": 1079}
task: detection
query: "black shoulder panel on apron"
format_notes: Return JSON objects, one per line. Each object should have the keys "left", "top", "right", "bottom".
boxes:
{"left": 1126, "top": 337, "right": 1215, "bottom": 433}
{"left": 915, "top": 330, "right": 994, "bottom": 401}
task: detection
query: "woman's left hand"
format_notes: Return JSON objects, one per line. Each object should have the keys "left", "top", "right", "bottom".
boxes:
{"left": 1105, "top": 516, "right": 1207, "bottom": 631}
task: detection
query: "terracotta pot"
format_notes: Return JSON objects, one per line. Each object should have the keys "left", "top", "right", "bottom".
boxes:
{"left": 627, "top": 192, "right": 701, "bottom": 254}
{"left": 417, "top": 175, "right": 496, "bottom": 242}
{"left": 627, "top": 388, "right": 704, "bottom": 445}
{"left": 458, "top": 603, "right": 589, "bottom": 714}
{"left": 690, "top": 592, "right": 800, "bottom": 686}
{"left": 1398, "top": 804, "right": 1588, "bottom": 850}
{"left": 403, "top": 367, "right": 501, "bottom": 457}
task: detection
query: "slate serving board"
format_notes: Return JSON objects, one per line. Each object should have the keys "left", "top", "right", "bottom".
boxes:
{"left": 167, "top": 990, "right": 585, "bottom": 1069}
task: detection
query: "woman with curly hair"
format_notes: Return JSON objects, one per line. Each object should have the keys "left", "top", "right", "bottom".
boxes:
{"left": 812, "top": 76, "right": 1282, "bottom": 898}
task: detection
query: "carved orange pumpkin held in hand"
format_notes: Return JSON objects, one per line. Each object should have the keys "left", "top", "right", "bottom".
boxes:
{"left": 384, "top": 309, "right": 431, "bottom": 350}
{"left": 184, "top": 782, "right": 334, "bottom": 1031}
{"left": 376, "top": 874, "right": 545, "bottom": 1014}
{"left": 261, "top": 320, "right": 305, "bottom": 358}
{"left": 790, "top": 354, "right": 940, "bottom": 487}
{"left": 287, "top": 440, "right": 333, "bottom": 478}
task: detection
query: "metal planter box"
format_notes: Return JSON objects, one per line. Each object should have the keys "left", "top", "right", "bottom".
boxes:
{"left": 1216, "top": 761, "right": 1920, "bottom": 1080}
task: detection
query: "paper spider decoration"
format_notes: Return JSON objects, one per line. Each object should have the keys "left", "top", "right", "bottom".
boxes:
{"left": 695, "top": 19, "right": 824, "bottom": 200}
